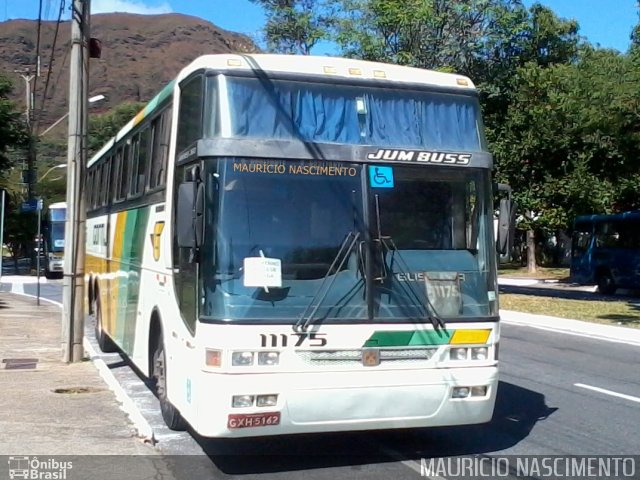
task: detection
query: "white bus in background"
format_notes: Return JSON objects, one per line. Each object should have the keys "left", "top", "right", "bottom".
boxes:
{"left": 43, "top": 201, "right": 66, "bottom": 279}
{"left": 85, "top": 54, "right": 510, "bottom": 438}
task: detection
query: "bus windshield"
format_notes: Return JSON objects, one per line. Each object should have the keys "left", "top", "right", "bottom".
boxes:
{"left": 200, "top": 159, "right": 496, "bottom": 323}
{"left": 48, "top": 222, "right": 65, "bottom": 252}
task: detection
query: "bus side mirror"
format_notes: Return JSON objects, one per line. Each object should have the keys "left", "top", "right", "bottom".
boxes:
{"left": 176, "top": 181, "right": 205, "bottom": 258}
{"left": 194, "top": 182, "right": 204, "bottom": 248}
{"left": 494, "top": 183, "right": 515, "bottom": 256}
{"left": 497, "top": 198, "right": 512, "bottom": 255}
{"left": 176, "top": 182, "right": 195, "bottom": 249}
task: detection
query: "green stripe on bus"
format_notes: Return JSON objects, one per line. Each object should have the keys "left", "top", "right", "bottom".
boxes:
{"left": 115, "top": 207, "right": 150, "bottom": 354}
{"left": 363, "top": 329, "right": 453, "bottom": 347}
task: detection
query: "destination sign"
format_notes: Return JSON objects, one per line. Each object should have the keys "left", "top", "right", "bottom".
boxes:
{"left": 233, "top": 160, "right": 358, "bottom": 177}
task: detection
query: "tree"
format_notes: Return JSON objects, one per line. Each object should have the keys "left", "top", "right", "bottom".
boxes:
{"left": 0, "top": 75, "right": 32, "bottom": 272}
{"left": 88, "top": 102, "right": 145, "bottom": 156}
{"left": 492, "top": 47, "right": 640, "bottom": 269}
{"left": 251, "top": 0, "right": 333, "bottom": 54}
{"left": 331, "top": 0, "right": 533, "bottom": 73}
{"left": 0, "top": 75, "right": 29, "bottom": 172}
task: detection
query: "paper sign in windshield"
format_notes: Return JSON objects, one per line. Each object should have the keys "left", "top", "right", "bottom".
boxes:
{"left": 54, "top": 239, "right": 65, "bottom": 248}
{"left": 243, "top": 257, "right": 282, "bottom": 288}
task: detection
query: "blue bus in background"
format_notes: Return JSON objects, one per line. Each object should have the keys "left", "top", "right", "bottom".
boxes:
{"left": 570, "top": 211, "right": 640, "bottom": 294}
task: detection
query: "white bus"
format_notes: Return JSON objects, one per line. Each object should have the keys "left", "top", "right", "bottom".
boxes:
{"left": 86, "top": 54, "right": 505, "bottom": 438}
{"left": 43, "top": 201, "right": 66, "bottom": 279}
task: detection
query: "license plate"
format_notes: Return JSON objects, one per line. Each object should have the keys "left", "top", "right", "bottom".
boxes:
{"left": 227, "top": 412, "right": 281, "bottom": 429}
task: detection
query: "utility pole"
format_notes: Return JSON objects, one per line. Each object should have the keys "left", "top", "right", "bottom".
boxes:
{"left": 17, "top": 72, "right": 35, "bottom": 123}
{"left": 62, "top": 0, "right": 90, "bottom": 363}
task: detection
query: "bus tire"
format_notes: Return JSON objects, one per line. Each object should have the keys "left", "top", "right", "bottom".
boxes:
{"left": 94, "top": 297, "right": 118, "bottom": 353}
{"left": 152, "top": 331, "right": 187, "bottom": 431}
{"left": 597, "top": 270, "right": 616, "bottom": 295}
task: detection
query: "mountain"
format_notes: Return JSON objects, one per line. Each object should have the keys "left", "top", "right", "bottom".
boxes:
{"left": 0, "top": 13, "right": 259, "bottom": 133}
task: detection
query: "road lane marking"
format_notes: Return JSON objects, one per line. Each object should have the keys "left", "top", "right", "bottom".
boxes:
{"left": 574, "top": 383, "right": 640, "bottom": 404}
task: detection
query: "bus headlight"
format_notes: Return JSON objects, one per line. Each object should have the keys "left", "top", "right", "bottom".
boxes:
{"left": 232, "top": 351, "right": 254, "bottom": 366}
{"left": 256, "top": 394, "right": 278, "bottom": 407}
{"left": 450, "top": 347, "right": 468, "bottom": 360}
{"left": 258, "top": 351, "right": 279, "bottom": 366}
{"left": 471, "top": 347, "right": 488, "bottom": 360}
{"left": 232, "top": 395, "right": 254, "bottom": 408}
{"left": 452, "top": 387, "right": 470, "bottom": 398}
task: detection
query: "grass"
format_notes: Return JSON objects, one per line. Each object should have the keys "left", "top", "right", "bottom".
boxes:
{"left": 498, "top": 263, "right": 570, "bottom": 280}
{"left": 500, "top": 294, "right": 640, "bottom": 328}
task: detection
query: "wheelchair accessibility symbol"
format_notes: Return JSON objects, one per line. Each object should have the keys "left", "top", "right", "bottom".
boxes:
{"left": 369, "top": 166, "right": 394, "bottom": 188}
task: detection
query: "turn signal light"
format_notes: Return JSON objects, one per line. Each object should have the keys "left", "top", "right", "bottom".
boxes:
{"left": 205, "top": 349, "right": 222, "bottom": 367}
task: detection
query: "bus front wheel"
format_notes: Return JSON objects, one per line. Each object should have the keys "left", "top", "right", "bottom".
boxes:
{"left": 152, "top": 332, "right": 187, "bottom": 431}
{"left": 597, "top": 270, "right": 616, "bottom": 295}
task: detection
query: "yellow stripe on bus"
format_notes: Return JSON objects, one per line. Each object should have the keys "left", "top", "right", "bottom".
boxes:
{"left": 449, "top": 329, "right": 491, "bottom": 345}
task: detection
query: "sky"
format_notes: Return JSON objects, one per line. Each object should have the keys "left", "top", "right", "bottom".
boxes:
{"left": 2, "top": 0, "right": 638, "bottom": 54}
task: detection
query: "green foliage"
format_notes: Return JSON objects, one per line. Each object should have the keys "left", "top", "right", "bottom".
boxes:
{"left": 492, "top": 47, "right": 640, "bottom": 232}
{"left": 88, "top": 102, "right": 145, "bottom": 156}
{"left": 250, "top": 0, "right": 333, "bottom": 54}
{"left": 0, "top": 75, "right": 29, "bottom": 172}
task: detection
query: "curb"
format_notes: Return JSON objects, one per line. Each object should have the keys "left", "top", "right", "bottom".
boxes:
{"left": 83, "top": 337, "right": 156, "bottom": 444}
{"left": 1, "top": 289, "right": 156, "bottom": 444}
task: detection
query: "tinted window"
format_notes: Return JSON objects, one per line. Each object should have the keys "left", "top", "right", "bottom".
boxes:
{"left": 177, "top": 76, "right": 203, "bottom": 152}
{"left": 149, "top": 107, "right": 172, "bottom": 190}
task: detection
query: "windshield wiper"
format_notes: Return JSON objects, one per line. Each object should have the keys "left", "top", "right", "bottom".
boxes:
{"left": 373, "top": 194, "right": 446, "bottom": 330}
{"left": 294, "top": 231, "right": 361, "bottom": 332}
{"left": 379, "top": 235, "right": 446, "bottom": 330}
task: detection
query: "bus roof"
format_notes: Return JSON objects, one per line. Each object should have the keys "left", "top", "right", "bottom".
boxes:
{"left": 176, "top": 54, "right": 476, "bottom": 89}
{"left": 88, "top": 54, "right": 477, "bottom": 167}
{"left": 575, "top": 211, "right": 640, "bottom": 223}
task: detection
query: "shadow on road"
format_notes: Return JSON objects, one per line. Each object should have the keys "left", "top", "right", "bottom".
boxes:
{"left": 189, "top": 381, "right": 556, "bottom": 475}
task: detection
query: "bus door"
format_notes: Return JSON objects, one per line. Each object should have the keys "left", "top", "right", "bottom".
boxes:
{"left": 571, "top": 221, "right": 595, "bottom": 283}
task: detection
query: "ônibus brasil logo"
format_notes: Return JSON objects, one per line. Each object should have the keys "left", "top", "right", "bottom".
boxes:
{"left": 7, "top": 456, "right": 72, "bottom": 480}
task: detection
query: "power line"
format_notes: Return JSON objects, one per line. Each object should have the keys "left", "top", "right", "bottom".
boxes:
{"left": 35, "top": 0, "right": 66, "bottom": 134}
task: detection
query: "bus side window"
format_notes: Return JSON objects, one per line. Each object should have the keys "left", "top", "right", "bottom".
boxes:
{"left": 128, "top": 134, "right": 141, "bottom": 198}
{"left": 118, "top": 141, "right": 131, "bottom": 201}
{"left": 86, "top": 169, "right": 93, "bottom": 210}
{"left": 136, "top": 127, "right": 151, "bottom": 193}
{"left": 101, "top": 158, "right": 111, "bottom": 207}
{"left": 149, "top": 107, "right": 172, "bottom": 190}
{"left": 92, "top": 164, "right": 102, "bottom": 209}
{"left": 113, "top": 146, "right": 124, "bottom": 203}
{"left": 177, "top": 75, "right": 203, "bottom": 153}
{"left": 572, "top": 226, "right": 592, "bottom": 256}
{"left": 596, "top": 221, "right": 620, "bottom": 248}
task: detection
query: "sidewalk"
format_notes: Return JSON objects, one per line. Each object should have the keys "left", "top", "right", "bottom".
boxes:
{"left": 0, "top": 292, "right": 158, "bottom": 455}
{"left": 498, "top": 277, "right": 640, "bottom": 346}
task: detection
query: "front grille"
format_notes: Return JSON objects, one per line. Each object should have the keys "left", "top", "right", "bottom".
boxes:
{"left": 296, "top": 347, "right": 438, "bottom": 366}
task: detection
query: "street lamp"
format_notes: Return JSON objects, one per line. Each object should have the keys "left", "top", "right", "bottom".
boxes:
{"left": 39, "top": 94, "right": 106, "bottom": 137}
{"left": 38, "top": 163, "right": 67, "bottom": 182}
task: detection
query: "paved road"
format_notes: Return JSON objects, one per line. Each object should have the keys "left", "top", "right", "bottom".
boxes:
{"left": 7, "top": 280, "right": 640, "bottom": 479}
